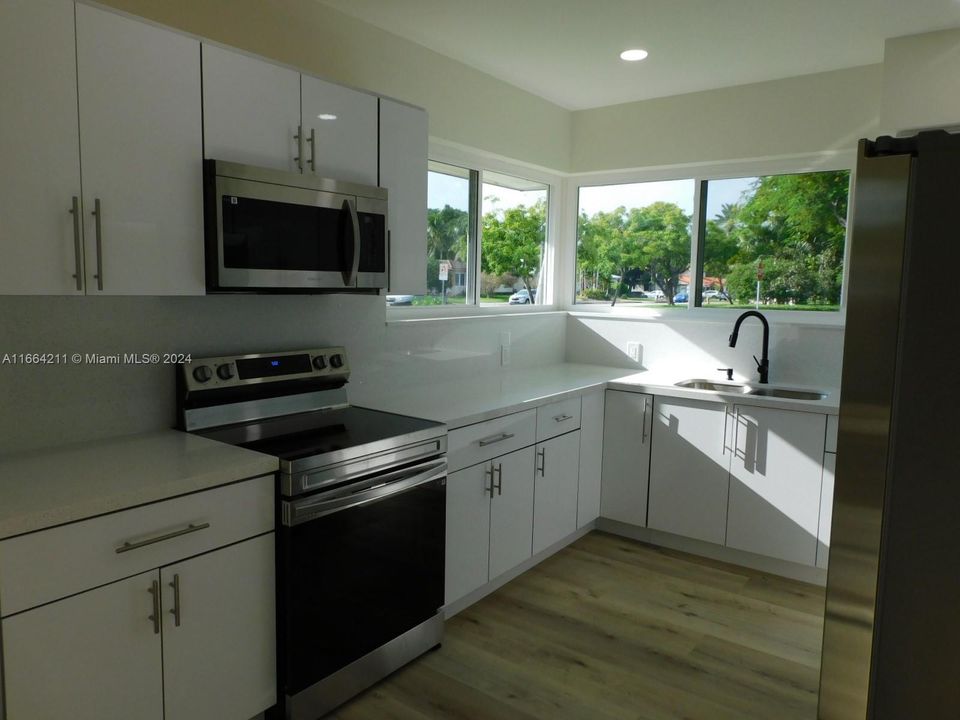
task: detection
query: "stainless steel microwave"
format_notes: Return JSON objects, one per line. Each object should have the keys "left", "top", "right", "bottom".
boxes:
{"left": 203, "top": 160, "right": 388, "bottom": 293}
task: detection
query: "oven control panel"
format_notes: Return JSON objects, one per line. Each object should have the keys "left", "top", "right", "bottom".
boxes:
{"left": 182, "top": 347, "right": 349, "bottom": 391}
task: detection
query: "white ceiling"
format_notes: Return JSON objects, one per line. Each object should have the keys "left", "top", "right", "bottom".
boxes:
{"left": 318, "top": 0, "right": 960, "bottom": 110}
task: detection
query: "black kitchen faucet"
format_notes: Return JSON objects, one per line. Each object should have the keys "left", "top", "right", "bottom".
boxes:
{"left": 729, "top": 310, "right": 770, "bottom": 384}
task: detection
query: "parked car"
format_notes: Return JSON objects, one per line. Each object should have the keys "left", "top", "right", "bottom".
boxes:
{"left": 702, "top": 289, "right": 730, "bottom": 302}
{"left": 386, "top": 294, "right": 415, "bottom": 306}
{"left": 673, "top": 291, "right": 688, "bottom": 303}
{"left": 648, "top": 289, "right": 665, "bottom": 300}
{"left": 508, "top": 288, "right": 537, "bottom": 304}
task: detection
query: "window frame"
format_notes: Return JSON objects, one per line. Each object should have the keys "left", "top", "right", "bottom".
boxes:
{"left": 387, "top": 141, "right": 562, "bottom": 320}
{"left": 565, "top": 151, "right": 856, "bottom": 327}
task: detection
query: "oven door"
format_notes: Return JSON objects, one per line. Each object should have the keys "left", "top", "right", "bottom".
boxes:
{"left": 278, "top": 457, "right": 446, "bottom": 699}
{"left": 355, "top": 197, "right": 388, "bottom": 289}
{"left": 211, "top": 175, "right": 359, "bottom": 291}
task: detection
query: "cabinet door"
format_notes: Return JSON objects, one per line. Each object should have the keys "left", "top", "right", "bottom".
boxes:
{"left": 600, "top": 391, "right": 652, "bottom": 527}
{"left": 0, "top": 0, "right": 84, "bottom": 294}
{"left": 76, "top": 5, "right": 204, "bottom": 295}
{"left": 1, "top": 570, "right": 163, "bottom": 720}
{"left": 648, "top": 397, "right": 732, "bottom": 545}
{"left": 489, "top": 446, "right": 536, "bottom": 579}
{"left": 201, "top": 44, "right": 302, "bottom": 173}
{"left": 301, "top": 75, "right": 378, "bottom": 185}
{"left": 445, "top": 462, "right": 492, "bottom": 605}
{"left": 160, "top": 533, "right": 276, "bottom": 720}
{"left": 577, "top": 390, "right": 605, "bottom": 528}
{"left": 533, "top": 431, "right": 581, "bottom": 554}
{"left": 817, "top": 452, "right": 837, "bottom": 569}
{"left": 379, "top": 98, "right": 428, "bottom": 295}
{"left": 727, "top": 406, "right": 826, "bottom": 566}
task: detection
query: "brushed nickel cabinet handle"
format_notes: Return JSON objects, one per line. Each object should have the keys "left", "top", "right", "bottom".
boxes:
{"left": 294, "top": 125, "right": 304, "bottom": 172}
{"left": 169, "top": 573, "right": 181, "bottom": 628}
{"left": 479, "top": 432, "right": 514, "bottom": 447}
{"left": 116, "top": 522, "right": 210, "bottom": 554}
{"left": 484, "top": 465, "right": 494, "bottom": 496}
{"left": 69, "top": 196, "right": 82, "bottom": 291}
{"left": 553, "top": 414, "right": 573, "bottom": 423}
{"left": 91, "top": 198, "right": 103, "bottom": 291}
{"left": 722, "top": 406, "right": 729, "bottom": 456}
{"left": 308, "top": 127, "right": 316, "bottom": 170}
{"left": 536, "top": 448, "right": 546, "bottom": 477}
{"left": 148, "top": 579, "right": 160, "bottom": 635}
{"left": 494, "top": 463, "right": 503, "bottom": 496}
{"left": 641, "top": 397, "right": 649, "bottom": 443}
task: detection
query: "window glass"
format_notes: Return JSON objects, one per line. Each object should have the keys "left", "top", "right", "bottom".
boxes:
{"left": 480, "top": 171, "right": 548, "bottom": 305}
{"left": 576, "top": 179, "right": 695, "bottom": 305}
{"left": 699, "top": 170, "right": 850, "bottom": 311}
{"left": 386, "top": 161, "right": 471, "bottom": 307}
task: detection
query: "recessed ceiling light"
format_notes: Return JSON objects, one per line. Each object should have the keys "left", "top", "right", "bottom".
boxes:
{"left": 620, "top": 49, "right": 649, "bottom": 62}
{"left": 317, "top": 113, "right": 338, "bottom": 120}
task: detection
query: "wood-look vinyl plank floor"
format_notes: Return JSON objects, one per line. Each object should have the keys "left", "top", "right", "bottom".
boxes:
{"left": 332, "top": 531, "right": 825, "bottom": 720}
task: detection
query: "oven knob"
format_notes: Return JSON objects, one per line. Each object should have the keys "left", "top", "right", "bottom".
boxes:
{"left": 216, "top": 363, "right": 235, "bottom": 380}
{"left": 329, "top": 354, "right": 343, "bottom": 369}
{"left": 312, "top": 355, "right": 327, "bottom": 370}
{"left": 192, "top": 365, "right": 213, "bottom": 383}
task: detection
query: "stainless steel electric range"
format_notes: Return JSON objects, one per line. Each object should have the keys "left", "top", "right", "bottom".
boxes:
{"left": 177, "top": 347, "right": 447, "bottom": 720}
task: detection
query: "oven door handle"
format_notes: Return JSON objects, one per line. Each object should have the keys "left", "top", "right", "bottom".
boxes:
{"left": 284, "top": 458, "right": 446, "bottom": 526}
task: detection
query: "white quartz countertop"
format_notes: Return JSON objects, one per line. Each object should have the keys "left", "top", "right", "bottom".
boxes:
{"left": 0, "top": 430, "right": 278, "bottom": 540}
{"left": 352, "top": 363, "right": 840, "bottom": 429}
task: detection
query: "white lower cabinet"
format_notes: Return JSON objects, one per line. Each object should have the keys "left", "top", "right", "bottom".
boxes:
{"left": 533, "top": 431, "right": 581, "bottom": 554}
{"left": 817, "top": 452, "right": 837, "bottom": 569}
{"left": 648, "top": 397, "right": 732, "bottom": 545}
{"left": 600, "top": 391, "right": 653, "bottom": 527}
{"left": 2, "top": 570, "right": 164, "bottom": 720}
{"left": 445, "top": 446, "right": 535, "bottom": 606}
{"left": 726, "top": 405, "right": 826, "bottom": 566}
{"left": 577, "top": 390, "right": 605, "bottom": 528}
{"left": 160, "top": 534, "right": 277, "bottom": 720}
{"left": 1, "top": 535, "right": 275, "bottom": 720}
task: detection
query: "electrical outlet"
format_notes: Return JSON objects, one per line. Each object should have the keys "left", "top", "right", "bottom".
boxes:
{"left": 627, "top": 342, "right": 642, "bottom": 363}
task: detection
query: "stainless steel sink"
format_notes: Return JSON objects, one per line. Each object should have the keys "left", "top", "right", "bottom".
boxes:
{"left": 675, "top": 379, "right": 748, "bottom": 392}
{"left": 675, "top": 378, "right": 828, "bottom": 401}
{"left": 745, "top": 387, "right": 828, "bottom": 401}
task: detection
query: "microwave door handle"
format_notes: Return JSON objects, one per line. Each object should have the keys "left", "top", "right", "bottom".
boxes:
{"left": 340, "top": 198, "right": 361, "bottom": 287}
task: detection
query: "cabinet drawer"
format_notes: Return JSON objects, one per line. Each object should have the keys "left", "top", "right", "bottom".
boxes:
{"left": 0, "top": 475, "right": 274, "bottom": 617}
{"left": 536, "top": 396, "right": 582, "bottom": 443}
{"left": 447, "top": 410, "right": 536, "bottom": 472}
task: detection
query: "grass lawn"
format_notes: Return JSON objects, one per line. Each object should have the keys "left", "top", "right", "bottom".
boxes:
{"left": 409, "top": 294, "right": 511, "bottom": 306}
{"left": 576, "top": 297, "right": 840, "bottom": 312}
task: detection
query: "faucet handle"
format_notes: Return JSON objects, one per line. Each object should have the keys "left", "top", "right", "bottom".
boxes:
{"left": 717, "top": 367, "right": 734, "bottom": 381}
{"left": 752, "top": 355, "right": 768, "bottom": 369}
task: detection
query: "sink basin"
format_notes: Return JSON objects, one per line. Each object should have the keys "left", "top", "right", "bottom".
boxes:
{"left": 675, "top": 379, "right": 748, "bottom": 392}
{"left": 746, "top": 387, "right": 828, "bottom": 401}
{"left": 675, "top": 379, "right": 828, "bottom": 401}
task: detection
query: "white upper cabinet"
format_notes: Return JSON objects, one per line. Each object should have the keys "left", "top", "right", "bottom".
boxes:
{"left": 201, "top": 44, "right": 302, "bottom": 173}
{"left": 726, "top": 405, "right": 826, "bottom": 566}
{"left": 379, "top": 98, "right": 428, "bottom": 295}
{"left": 648, "top": 397, "right": 732, "bottom": 545}
{"left": 301, "top": 76, "right": 379, "bottom": 185}
{"left": 0, "top": 0, "right": 84, "bottom": 294}
{"left": 76, "top": 4, "right": 204, "bottom": 295}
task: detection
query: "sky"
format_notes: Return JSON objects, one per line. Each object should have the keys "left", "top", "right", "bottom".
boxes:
{"left": 428, "top": 170, "right": 758, "bottom": 220}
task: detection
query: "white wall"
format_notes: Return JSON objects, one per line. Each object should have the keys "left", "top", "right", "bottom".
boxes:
{"left": 565, "top": 314, "right": 844, "bottom": 389}
{"left": 571, "top": 64, "right": 883, "bottom": 173}
{"left": 0, "top": 297, "right": 565, "bottom": 455}
{"left": 881, "top": 29, "right": 960, "bottom": 133}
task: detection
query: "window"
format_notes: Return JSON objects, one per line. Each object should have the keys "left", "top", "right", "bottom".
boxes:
{"left": 388, "top": 161, "right": 552, "bottom": 309}
{"left": 480, "top": 171, "right": 549, "bottom": 305}
{"left": 576, "top": 179, "right": 695, "bottom": 306}
{"left": 698, "top": 170, "right": 850, "bottom": 311}
{"left": 575, "top": 168, "right": 851, "bottom": 313}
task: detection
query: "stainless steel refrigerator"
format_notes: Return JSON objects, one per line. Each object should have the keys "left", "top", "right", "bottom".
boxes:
{"left": 819, "top": 130, "right": 960, "bottom": 719}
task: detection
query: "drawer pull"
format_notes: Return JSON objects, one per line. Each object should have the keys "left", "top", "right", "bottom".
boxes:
{"left": 478, "top": 432, "right": 514, "bottom": 447}
{"left": 553, "top": 414, "right": 573, "bottom": 423}
{"left": 116, "top": 522, "right": 210, "bottom": 554}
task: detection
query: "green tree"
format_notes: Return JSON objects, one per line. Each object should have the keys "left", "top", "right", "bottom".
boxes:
{"left": 481, "top": 198, "right": 546, "bottom": 300}
{"left": 625, "top": 201, "right": 692, "bottom": 304}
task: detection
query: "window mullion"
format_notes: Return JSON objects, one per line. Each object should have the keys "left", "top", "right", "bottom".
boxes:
{"left": 468, "top": 168, "right": 481, "bottom": 305}
{"left": 691, "top": 178, "right": 707, "bottom": 308}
